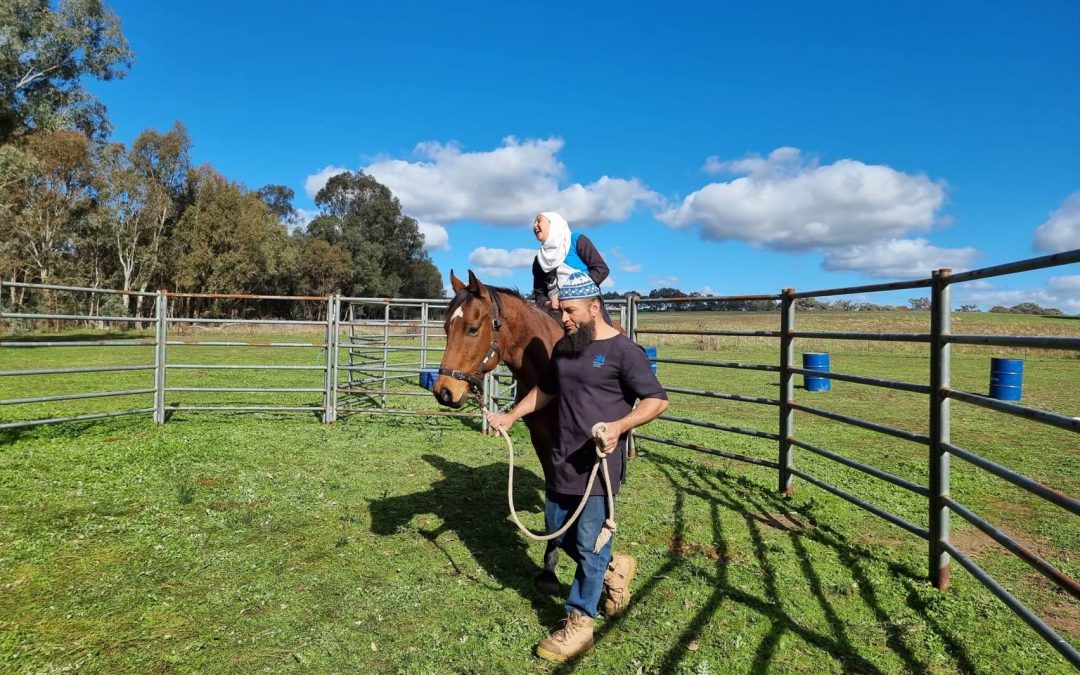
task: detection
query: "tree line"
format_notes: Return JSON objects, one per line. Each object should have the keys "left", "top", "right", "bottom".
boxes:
{"left": 1, "top": 0, "right": 442, "bottom": 321}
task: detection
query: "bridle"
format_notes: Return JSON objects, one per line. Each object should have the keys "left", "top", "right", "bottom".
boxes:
{"left": 438, "top": 289, "right": 503, "bottom": 395}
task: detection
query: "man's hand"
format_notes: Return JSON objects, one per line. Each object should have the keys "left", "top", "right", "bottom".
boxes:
{"left": 593, "top": 421, "right": 622, "bottom": 455}
{"left": 486, "top": 411, "right": 515, "bottom": 435}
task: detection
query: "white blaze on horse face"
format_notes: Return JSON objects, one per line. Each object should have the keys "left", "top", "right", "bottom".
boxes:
{"left": 449, "top": 305, "right": 464, "bottom": 327}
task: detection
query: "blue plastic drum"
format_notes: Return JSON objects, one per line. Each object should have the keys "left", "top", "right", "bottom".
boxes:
{"left": 644, "top": 347, "right": 658, "bottom": 375}
{"left": 989, "top": 358, "right": 1023, "bottom": 401}
{"left": 419, "top": 368, "right": 439, "bottom": 391}
{"left": 802, "top": 352, "right": 831, "bottom": 392}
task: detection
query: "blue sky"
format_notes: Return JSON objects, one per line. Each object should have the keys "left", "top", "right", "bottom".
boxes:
{"left": 90, "top": 1, "right": 1080, "bottom": 309}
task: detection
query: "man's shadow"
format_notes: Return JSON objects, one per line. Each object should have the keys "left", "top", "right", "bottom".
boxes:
{"left": 369, "top": 453, "right": 565, "bottom": 623}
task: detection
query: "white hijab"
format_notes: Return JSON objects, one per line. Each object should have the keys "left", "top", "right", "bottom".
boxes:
{"left": 536, "top": 211, "right": 571, "bottom": 273}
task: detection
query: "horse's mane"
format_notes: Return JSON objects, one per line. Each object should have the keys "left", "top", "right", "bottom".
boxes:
{"left": 447, "top": 284, "right": 559, "bottom": 329}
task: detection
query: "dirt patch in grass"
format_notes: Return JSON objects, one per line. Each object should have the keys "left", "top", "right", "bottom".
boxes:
{"left": 748, "top": 511, "right": 813, "bottom": 533}
{"left": 1042, "top": 600, "right": 1080, "bottom": 640}
{"left": 196, "top": 477, "right": 217, "bottom": 486}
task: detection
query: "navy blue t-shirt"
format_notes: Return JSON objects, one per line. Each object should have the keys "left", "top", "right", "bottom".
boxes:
{"left": 538, "top": 333, "right": 667, "bottom": 496}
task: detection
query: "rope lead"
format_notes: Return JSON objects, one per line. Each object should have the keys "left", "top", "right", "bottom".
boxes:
{"left": 487, "top": 407, "right": 616, "bottom": 553}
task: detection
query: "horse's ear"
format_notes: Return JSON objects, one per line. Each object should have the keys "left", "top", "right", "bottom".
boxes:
{"left": 450, "top": 270, "right": 466, "bottom": 294}
{"left": 467, "top": 269, "right": 490, "bottom": 300}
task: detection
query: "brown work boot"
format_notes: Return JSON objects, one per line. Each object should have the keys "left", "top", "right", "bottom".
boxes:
{"left": 602, "top": 553, "right": 637, "bottom": 618}
{"left": 535, "top": 610, "right": 595, "bottom": 662}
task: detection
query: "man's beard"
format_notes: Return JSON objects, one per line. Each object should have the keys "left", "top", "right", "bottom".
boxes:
{"left": 554, "top": 318, "right": 596, "bottom": 357}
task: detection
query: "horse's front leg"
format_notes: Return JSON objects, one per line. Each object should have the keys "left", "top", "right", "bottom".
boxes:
{"left": 534, "top": 540, "right": 561, "bottom": 596}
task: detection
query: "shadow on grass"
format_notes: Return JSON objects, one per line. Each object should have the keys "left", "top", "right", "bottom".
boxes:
{"left": 368, "top": 453, "right": 565, "bottom": 625}
{"left": 554, "top": 449, "right": 980, "bottom": 674}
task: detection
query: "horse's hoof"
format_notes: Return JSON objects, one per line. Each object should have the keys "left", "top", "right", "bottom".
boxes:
{"left": 534, "top": 570, "right": 561, "bottom": 596}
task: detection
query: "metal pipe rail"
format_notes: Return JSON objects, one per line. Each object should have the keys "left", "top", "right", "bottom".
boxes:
{"left": 635, "top": 432, "right": 780, "bottom": 468}
{"left": 793, "top": 278, "right": 932, "bottom": 299}
{"left": 634, "top": 328, "right": 781, "bottom": 337}
{"left": 653, "top": 356, "right": 781, "bottom": 372}
{"left": 789, "top": 468, "right": 930, "bottom": 539}
{"left": 1, "top": 280, "right": 156, "bottom": 296}
{"left": 943, "top": 497, "right": 1080, "bottom": 600}
{"left": 942, "top": 334, "right": 1080, "bottom": 350}
{"left": 658, "top": 413, "right": 780, "bottom": 441}
{"left": 167, "top": 405, "right": 324, "bottom": 412}
{"left": 0, "top": 340, "right": 155, "bottom": 347}
{"left": 944, "top": 388, "right": 1080, "bottom": 432}
{"left": 788, "top": 402, "right": 930, "bottom": 445}
{"left": 0, "top": 408, "right": 155, "bottom": 430}
{"left": 942, "top": 442, "right": 1080, "bottom": 517}
{"left": 790, "top": 331, "right": 931, "bottom": 343}
{"left": 0, "top": 365, "right": 154, "bottom": 376}
{"left": 0, "top": 312, "right": 153, "bottom": 323}
{"left": 165, "top": 317, "right": 326, "bottom": 326}
{"left": 662, "top": 386, "right": 780, "bottom": 406}
{"left": 166, "top": 364, "right": 325, "bottom": 371}
{"left": 941, "top": 542, "right": 1080, "bottom": 668}
{"left": 0, "top": 389, "right": 155, "bottom": 406}
{"left": 165, "top": 340, "right": 326, "bottom": 348}
{"left": 944, "top": 249, "right": 1080, "bottom": 285}
{"left": 788, "top": 437, "right": 929, "bottom": 497}
{"left": 786, "top": 367, "right": 930, "bottom": 394}
{"left": 165, "top": 387, "right": 324, "bottom": 393}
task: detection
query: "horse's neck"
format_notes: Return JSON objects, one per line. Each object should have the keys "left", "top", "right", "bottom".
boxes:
{"left": 496, "top": 294, "right": 560, "bottom": 384}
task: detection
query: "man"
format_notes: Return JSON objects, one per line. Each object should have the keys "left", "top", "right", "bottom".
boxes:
{"left": 487, "top": 273, "right": 668, "bottom": 662}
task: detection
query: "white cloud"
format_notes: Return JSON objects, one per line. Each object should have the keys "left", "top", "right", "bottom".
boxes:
{"left": 822, "top": 238, "right": 981, "bottom": 279}
{"left": 417, "top": 221, "right": 449, "bottom": 251}
{"left": 1047, "top": 274, "right": 1080, "bottom": 295}
{"left": 954, "top": 276, "right": 1080, "bottom": 314}
{"left": 1034, "top": 192, "right": 1080, "bottom": 253}
{"left": 697, "top": 285, "right": 718, "bottom": 296}
{"left": 292, "top": 208, "right": 316, "bottom": 232}
{"left": 601, "top": 275, "right": 616, "bottom": 290}
{"left": 659, "top": 147, "right": 947, "bottom": 251}
{"left": 609, "top": 246, "right": 642, "bottom": 273}
{"left": 650, "top": 275, "right": 680, "bottom": 288}
{"left": 474, "top": 267, "right": 514, "bottom": 279}
{"left": 304, "top": 165, "right": 349, "bottom": 199}
{"left": 468, "top": 247, "right": 536, "bottom": 270}
{"left": 353, "top": 136, "right": 658, "bottom": 228}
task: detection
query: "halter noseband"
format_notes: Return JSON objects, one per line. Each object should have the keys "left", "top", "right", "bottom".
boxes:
{"left": 438, "top": 289, "right": 503, "bottom": 394}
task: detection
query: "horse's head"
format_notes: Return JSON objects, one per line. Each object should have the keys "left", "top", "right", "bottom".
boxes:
{"left": 434, "top": 270, "right": 502, "bottom": 408}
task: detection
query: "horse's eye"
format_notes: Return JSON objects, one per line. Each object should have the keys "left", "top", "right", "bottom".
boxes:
{"left": 467, "top": 326, "right": 480, "bottom": 336}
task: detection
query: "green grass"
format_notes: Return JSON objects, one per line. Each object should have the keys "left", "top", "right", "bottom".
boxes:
{"left": 1, "top": 311, "right": 1078, "bottom": 673}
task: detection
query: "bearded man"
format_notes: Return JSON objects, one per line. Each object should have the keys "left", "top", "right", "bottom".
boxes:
{"left": 487, "top": 273, "right": 668, "bottom": 662}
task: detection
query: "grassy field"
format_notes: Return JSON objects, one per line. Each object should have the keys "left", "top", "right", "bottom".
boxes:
{"left": 1, "top": 310, "right": 1078, "bottom": 673}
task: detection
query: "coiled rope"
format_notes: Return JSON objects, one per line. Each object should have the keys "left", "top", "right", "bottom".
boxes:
{"left": 485, "top": 408, "right": 616, "bottom": 554}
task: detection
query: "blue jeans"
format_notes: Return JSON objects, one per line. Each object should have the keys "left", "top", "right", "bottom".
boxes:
{"left": 545, "top": 491, "right": 615, "bottom": 618}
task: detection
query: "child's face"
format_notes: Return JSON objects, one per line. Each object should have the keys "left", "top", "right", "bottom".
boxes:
{"left": 533, "top": 214, "right": 549, "bottom": 243}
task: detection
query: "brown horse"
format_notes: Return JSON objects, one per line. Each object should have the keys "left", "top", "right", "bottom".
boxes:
{"left": 433, "top": 269, "right": 565, "bottom": 593}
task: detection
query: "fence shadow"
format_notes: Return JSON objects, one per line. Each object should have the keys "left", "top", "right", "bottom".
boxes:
{"left": 554, "top": 449, "right": 979, "bottom": 674}
{"left": 367, "top": 453, "right": 565, "bottom": 625}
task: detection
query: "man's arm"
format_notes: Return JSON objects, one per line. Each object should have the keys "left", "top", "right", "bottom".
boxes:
{"left": 595, "top": 396, "right": 669, "bottom": 454}
{"left": 486, "top": 385, "right": 555, "bottom": 435}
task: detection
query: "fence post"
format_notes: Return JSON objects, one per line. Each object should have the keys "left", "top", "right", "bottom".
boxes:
{"left": 330, "top": 295, "right": 341, "bottom": 423}
{"left": 153, "top": 290, "right": 167, "bottom": 425}
{"left": 929, "top": 269, "right": 952, "bottom": 590}
{"left": 323, "top": 295, "right": 337, "bottom": 423}
{"left": 779, "top": 288, "right": 796, "bottom": 495}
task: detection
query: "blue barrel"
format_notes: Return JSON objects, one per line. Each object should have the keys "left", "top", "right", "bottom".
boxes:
{"left": 989, "top": 358, "right": 1023, "bottom": 401}
{"left": 419, "top": 368, "right": 439, "bottom": 391}
{"left": 802, "top": 352, "right": 831, "bottom": 392}
{"left": 644, "top": 346, "right": 658, "bottom": 375}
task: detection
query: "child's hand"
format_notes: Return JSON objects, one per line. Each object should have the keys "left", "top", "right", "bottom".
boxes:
{"left": 551, "top": 297, "right": 560, "bottom": 310}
